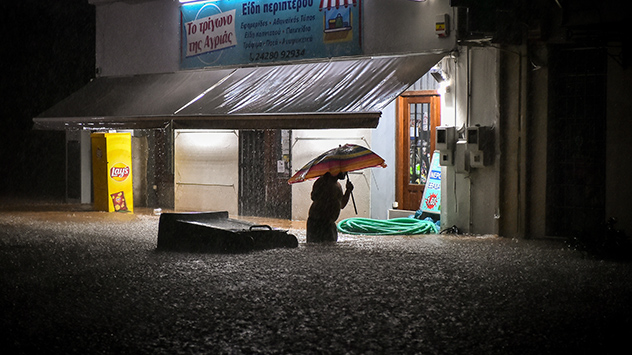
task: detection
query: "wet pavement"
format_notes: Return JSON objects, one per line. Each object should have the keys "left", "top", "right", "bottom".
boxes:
{"left": 1, "top": 201, "right": 631, "bottom": 354}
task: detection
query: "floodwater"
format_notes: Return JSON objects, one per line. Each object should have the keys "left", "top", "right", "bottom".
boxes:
{"left": 1, "top": 201, "right": 631, "bottom": 354}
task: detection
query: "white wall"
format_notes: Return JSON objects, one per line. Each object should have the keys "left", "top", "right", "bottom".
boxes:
{"left": 174, "top": 130, "right": 239, "bottom": 215}
{"left": 440, "top": 46, "right": 500, "bottom": 235}
{"left": 65, "top": 129, "right": 93, "bottom": 204}
{"left": 440, "top": 53, "right": 468, "bottom": 231}
{"left": 371, "top": 101, "right": 397, "bottom": 220}
{"left": 291, "top": 129, "right": 372, "bottom": 221}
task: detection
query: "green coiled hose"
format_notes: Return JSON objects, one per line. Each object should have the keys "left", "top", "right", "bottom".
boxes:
{"left": 337, "top": 217, "right": 439, "bottom": 235}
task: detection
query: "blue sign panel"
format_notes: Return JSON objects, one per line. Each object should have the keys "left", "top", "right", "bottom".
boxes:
{"left": 180, "top": 0, "right": 362, "bottom": 69}
{"left": 420, "top": 150, "right": 441, "bottom": 214}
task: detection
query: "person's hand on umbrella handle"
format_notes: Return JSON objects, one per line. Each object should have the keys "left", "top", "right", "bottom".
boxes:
{"left": 346, "top": 178, "right": 354, "bottom": 192}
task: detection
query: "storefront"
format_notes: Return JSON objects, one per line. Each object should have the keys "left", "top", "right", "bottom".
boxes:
{"left": 34, "top": 0, "right": 455, "bottom": 221}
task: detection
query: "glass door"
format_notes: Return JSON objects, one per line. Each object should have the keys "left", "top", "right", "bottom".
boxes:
{"left": 409, "top": 102, "right": 432, "bottom": 186}
{"left": 397, "top": 92, "right": 440, "bottom": 211}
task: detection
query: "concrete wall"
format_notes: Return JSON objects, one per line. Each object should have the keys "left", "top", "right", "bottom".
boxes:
{"left": 497, "top": 46, "right": 527, "bottom": 239}
{"left": 525, "top": 43, "right": 548, "bottom": 238}
{"left": 606, "top": 54, "right": 632, "bottom": 234}
{"left": 362, "top": 0, "right": 454, "bottom": 56}
{"left": 440, "top": 46, "right": 500, "bottom": 235}
{"left": 521, "top": 43, "right": 632, "bottom": 239}
{"left": 93, "top": 0, "right": 180, "bottom": 76}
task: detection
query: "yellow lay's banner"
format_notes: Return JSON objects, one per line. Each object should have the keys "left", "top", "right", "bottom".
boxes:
{"left": 91, "top": 132, "right": 134, "bottom": 213}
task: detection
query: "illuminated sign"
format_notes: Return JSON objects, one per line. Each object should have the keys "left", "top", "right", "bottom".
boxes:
{"left": 180, "top": 0, "right": 362, "bottom": 69}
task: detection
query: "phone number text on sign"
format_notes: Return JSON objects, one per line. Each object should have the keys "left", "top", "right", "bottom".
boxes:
{"left": 249, "top": 48, "right": 306, "bottom": 62}
{"left": 185, "top": 9, "right": 237, "bottom": 57}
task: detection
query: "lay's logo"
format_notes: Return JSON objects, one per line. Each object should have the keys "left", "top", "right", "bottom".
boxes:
{"left": 110, "top": 163, "right": 130, "bottom": 182}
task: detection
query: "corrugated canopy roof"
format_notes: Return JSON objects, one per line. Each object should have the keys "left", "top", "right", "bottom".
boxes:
{"left": 34, "top": 53, "right": 444, "bottom": 130}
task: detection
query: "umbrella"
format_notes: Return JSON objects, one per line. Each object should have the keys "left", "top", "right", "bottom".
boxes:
{"left": 288, "top": 144, "right": 386, "bottom": 214}
{"left": 288, "top": 143, "right": 386, "bottom": 184}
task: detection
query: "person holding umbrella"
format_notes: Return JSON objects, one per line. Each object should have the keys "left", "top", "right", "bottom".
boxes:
{"left": 307, "top": 172, "right": 354, "bottom": 243}
{"left": 288, "top": 144, "right": 387, "bottom": 243}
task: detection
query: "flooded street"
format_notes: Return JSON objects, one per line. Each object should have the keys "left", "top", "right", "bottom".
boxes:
{"left": 1, "top": 202, "right": 631, "bottom": 354}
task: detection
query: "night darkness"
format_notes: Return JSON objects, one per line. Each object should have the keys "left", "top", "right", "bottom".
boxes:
{"left": 0, "top": 1, "right": 95, "bottom": 201}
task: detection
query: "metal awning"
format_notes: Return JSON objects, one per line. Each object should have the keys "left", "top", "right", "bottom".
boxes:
{"left": 34, "top": 53, "right": 444, "bottom": 130}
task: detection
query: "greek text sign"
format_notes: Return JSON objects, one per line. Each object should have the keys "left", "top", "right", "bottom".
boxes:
{"left": 180, "top": 0, "right": 362, "bottom": 69}
{"left": 185, "top": 9, "right": 237, "bottom": 57}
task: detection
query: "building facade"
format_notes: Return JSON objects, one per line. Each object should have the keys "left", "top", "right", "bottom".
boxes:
{"left": 36, "top": 0, "right": 632, "bottom": 240}
{"left": 37, "top": 0, "right": 454, "bottom": 222}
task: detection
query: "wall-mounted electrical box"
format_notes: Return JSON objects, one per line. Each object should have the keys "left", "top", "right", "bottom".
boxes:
{"left": 436, "top": 126, "right": 457, "bottom": 166}
{"left": 435, "top": 13, "right": 450, "bottom": 38}
{"left": 466, "top": 125, "right": 494, "bottom": 168}
{"left": 455, "top": 140, "right": 469, "bottom": 174}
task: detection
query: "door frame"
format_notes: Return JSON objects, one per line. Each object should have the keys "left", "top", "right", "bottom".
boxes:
{"left": 396, "top": 90, "right": 441, "bottom": 211}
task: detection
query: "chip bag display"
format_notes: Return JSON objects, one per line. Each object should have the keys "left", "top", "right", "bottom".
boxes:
{"left": 110, "top": 191, "right": 128, "bottom": 212}
{"left": 92, "top": 133, "right": 134, "bottom": 213}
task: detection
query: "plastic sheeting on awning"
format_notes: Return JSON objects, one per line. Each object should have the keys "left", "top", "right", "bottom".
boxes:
{"left": 33, "top": 53, "right": 444, "bottom": 130}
